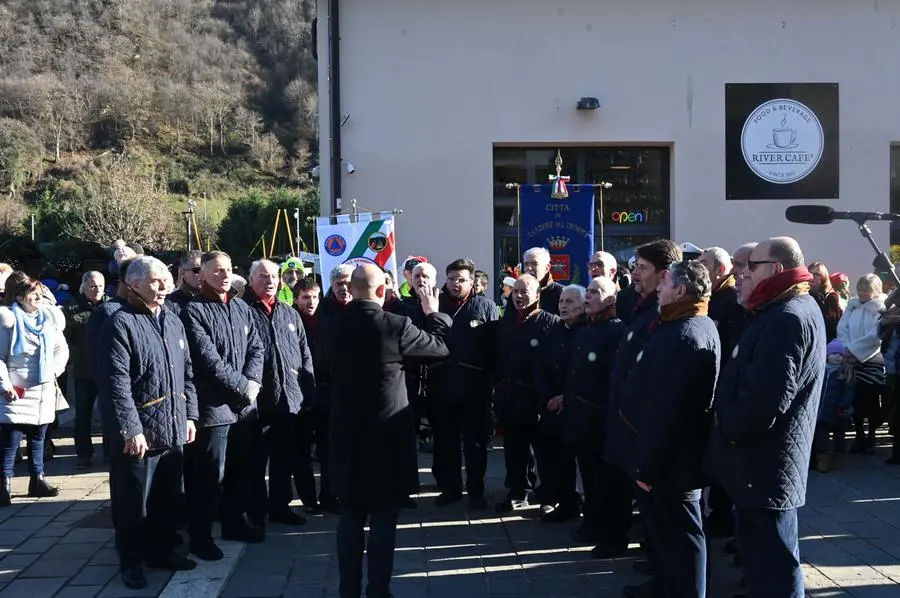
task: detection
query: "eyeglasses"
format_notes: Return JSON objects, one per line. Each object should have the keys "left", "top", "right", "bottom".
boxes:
{"left": 588, "top": 261, "right": 606, "bottom": 268}
{"left": 446, "top": 276, "right": 471, "bottom": 284}
{"left": 182, "top": 266, "right": 201, "bottom": 274}
{"left": 747, "top": 260, "right": 778, "bottom": 272}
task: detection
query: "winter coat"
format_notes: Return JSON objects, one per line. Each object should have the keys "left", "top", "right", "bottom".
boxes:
{"left": 606, "top": 310, "right": 720, "bottom": 491}
{"left": 180, "top": 294, "right": 265, "bottom": 427}
{"left": 310, "top": 294, "right": 349, "bottom": 411}
{"left": 243, "top": 288, "right": 316, "bottom": 423}
{"left": 64, "top": 294, "right": 107, "bottom": 379}
{"left": 85, "top": 297, "right": 126, "bottom": 379}
{"left": 0, "top": 305, "right": 69, "bottom": 426}
{"left": 707, "top": 280, "right": 746, "bottom": 367}
{"left": 561, "top": 316, "right": 626, "bottom": 446}
{"left": 609, "top": 291, "right": 659, "bottom": 407}
{"left": 97, "top": 301, "right": 198, "bottom": 450}
{"left": 320, "top": 301, "right": 451, "bottom": 509}
{"left": 392, "top": 297, "right": 432, "bottom": 406}
{"left": 165, "top": 288, "right": 197, "bottom": 317}
{"left": 427, "top": 291, "right": 499, "bottom": 404}
{"left": 705, "top": 293, "right": 826, "bottom": 510}
{"left": 615, "top": 285, "right": 640, "bottom": 326}
{"left": 817, "top": 364, "right": 854, "bottom": 427}
{"left": 837, "top": 296, "right": 886, "bottom": 363}
{"left": 534, "top": 319, "right": 585, "bottom": 438}
{"left": 492, "top": 309, "right": 560, "bottom": 427}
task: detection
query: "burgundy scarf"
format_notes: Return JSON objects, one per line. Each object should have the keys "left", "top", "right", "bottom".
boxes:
{"left": 744, "top": 267, "right": 813, "bottom": 312}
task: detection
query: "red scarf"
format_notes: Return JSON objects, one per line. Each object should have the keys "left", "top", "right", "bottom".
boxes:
{"left": 744, "top": 267, "right": 813, "bottom": 312}
{"left": 257, "top": 294, "right": 277, "bottom": 315}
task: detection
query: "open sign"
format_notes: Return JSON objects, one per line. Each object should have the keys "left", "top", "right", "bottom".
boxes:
{"left": 610, "top": 210, "right": 649, "bottom": 224}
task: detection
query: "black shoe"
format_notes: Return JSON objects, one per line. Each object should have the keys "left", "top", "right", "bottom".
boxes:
{"left": 723, "top": 537, "right": 740, "bottom": 554}
{"left": 76, "top": 457, "right": 92, "bottom": 469}
{"left": 590, "top": 542, "right": 628, "bottom": 559}
{"left": 320, "top": 499, "right": 341, "bottom": 514}
{"left": 121, "top": 566, "right": 147, "bottom": 589}
{"left": 402, "top": 497, "right": 417, "bottom": 510}
{"left": 189, "top": 539, "right": 224, "bottom": 561}
{"left": 468, "top": 495, "right": 487, "bottom": 511}
{"left": 0, "top": 477, "right": 10, "bottom": 507}
{"left": 571, "top": 526, "right": 602, "bottom": 544}
{"left": 301, "top": 500, "right": 323, "bottom": 515}
{"left": 542, "top": 504, "right": 580, "bottom": 523}
{"left": 632, "top": 558, "right": 653, "bottom": 575}
{"left": 434, "top": 491, "right": 463, "bottom": 507}
{"left": 495, "top": 499, "right": 513, "bottom": 513}
{"left": 146, "top": 552, "right": 197, "bottom": 571}
{"left": 28, "top": 475, "right": 59, "bottom": 498}
{"left": 222, "top": 522, "right": 265, "bottom": 543}
{"left": 269, "top": 509, "right": 307, "bottom": 526}
{"left": 849, "top": 438, "right": 866, "bottom": 454}
{"left": 622, "top": 580, "right": 655, "bottom": 598}
{"left": 886, "top": 456, "right": 900, "bottom": 465}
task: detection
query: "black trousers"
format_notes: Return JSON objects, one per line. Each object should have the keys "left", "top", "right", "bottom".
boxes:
{"left": 639, "top": 488, "right": 706, "bottom": 598}
{"left": 295, "top": 410, "right": 321, "bottom": 505}
{"left": 110, "top": 446, "right": 183, "bottom": 569}
{"left": 597, "top": 460, "right": 633, "bottom": 548}
{"left": 430, "top": 400, "right": 490, "bottom": 497}
{"left": 853, "top": 380, "right": 882, "bottom": 440}
{"left": 337, "top": 506, "right": 400, "bottom": 598}
{"left": 502, "top": 421, "right": 538, "bottom": 499}
{"left": 224, "top": 421, "right": 266, "bottom": 528}
{"left": 572, "top": 440, "right": 603, "bottom": 529}
{"left": 260, "top": 414, "right": 298, "bottom": 514}
{"left": 186, "top": 425, "right": 228, "bottom": 541}
{"left": 536, "top": 415, "right": 578, "bottom": 508}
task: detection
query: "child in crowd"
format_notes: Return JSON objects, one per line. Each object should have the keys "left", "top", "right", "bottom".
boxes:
{"left": 814, "top": 339, "right": 855, "bottom": 472}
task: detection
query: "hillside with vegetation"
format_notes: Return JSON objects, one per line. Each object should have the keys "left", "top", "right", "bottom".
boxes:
{"left": 0, "top": 0, "right": 320, "bottom": 269}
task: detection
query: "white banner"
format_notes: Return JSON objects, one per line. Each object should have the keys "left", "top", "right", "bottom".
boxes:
{"left": 316, "top": 212, "right": 398, "bottom": 278}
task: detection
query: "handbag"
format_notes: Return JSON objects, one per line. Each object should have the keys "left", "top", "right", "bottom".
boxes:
{"left": 54, "top": 381, "right": 70, "bottom": 411}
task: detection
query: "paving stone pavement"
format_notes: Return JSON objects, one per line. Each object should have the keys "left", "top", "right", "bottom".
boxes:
{"left": 0, "top": 422, "right": 899, "bottom": 597}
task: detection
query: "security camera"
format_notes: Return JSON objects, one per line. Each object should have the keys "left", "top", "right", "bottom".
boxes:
{"left": 345, "top": 162, "right": 356, "bottom": 174}
{"left": 310, "top": 165, "right": 320, "bottom": 179}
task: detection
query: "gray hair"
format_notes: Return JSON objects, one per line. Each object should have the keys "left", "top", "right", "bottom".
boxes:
{"left": 589, "top": 276, "right": 618, "bottom": 299}
{"left": 249, "top": 259, "right": 278, "bottom": 279}
{"left": 857, "top": 273, "right": 883, "bottom": 295}
{"left": 231, "top": 275, "right": 247, "bottom": 295}
{"left": 702, "top": 247, "right": 732, "bottom": 272}
{"left": 561, "top": 284, "right": 586, "bottom": 303}
{"left": 767, "top": 237, "right": 804, "bottom": 269}
{"left": 412, "top": 262, "right": 437, "bottom": 279}
{"left": 524, "top": 247, "right": 551, "bottom": 264}
{"left": 125, "top": 256, "right": 171, "bottom": 288}
{"left": 330, "top": 264, "right": 355, "bottom": 285}
{"left": 80, "top": 271, "right": 104, "bottom": 294}
{"left": 668, "top": 261, "right": 712, "bottom": 299}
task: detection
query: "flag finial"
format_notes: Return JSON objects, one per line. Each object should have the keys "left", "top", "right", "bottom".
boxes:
{"left": 549, "top": 150, "right": 570, "bottom": 199}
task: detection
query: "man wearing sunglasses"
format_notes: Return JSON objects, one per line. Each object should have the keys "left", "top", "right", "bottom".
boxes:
{"left": 706, "top": 237, "right": 826, "bottom": 598}
{"left": 168, "top": 251, "right": 203, "bottom": 312}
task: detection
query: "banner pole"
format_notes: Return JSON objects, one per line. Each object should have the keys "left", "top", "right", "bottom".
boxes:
{"left": 283, "top": 209, "right": 295, "bottom": 257}
{"left": 515, "top": 185, "right": 521, "bottom": 262}
{"left": 269, "top": 209, "right": 282, "bottom": 257}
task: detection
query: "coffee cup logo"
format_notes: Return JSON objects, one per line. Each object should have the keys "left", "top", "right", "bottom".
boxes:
{"left": 740, "top": 98, "right": 824, "bottom": 184}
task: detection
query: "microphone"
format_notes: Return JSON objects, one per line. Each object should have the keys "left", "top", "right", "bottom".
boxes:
{"left": 785, "top": 205, "right": 900, "bottom": 225}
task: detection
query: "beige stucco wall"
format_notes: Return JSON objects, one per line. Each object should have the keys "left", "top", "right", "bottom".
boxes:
{"left": 319, "top": 0, "right": 900, "bottom": 283}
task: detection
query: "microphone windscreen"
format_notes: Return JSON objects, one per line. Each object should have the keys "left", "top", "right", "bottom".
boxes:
{"left": 785, "top": 205, "right": 834, "bottom": 225}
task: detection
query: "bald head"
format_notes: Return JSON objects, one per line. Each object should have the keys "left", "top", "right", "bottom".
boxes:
{"left": 764, "top": 236, "right": 804, "bottom": 269}
{"left": 350, "top": 264, "right": 386, "bottom": 304}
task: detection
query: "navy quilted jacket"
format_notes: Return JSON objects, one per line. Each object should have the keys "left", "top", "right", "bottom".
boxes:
{"left": 85, "top": 296, "right": 126, "bottom": 379}
{"left": 607, "top": 311, "right": 720, "bottom": 491}
{"left": 705, "top": 293, "right": 826, "bottom": 510}
{"left": 97, "top": 301, "right": 199, "bottom": 450}
{"left": 244, "top": 288, "right": 317, "bottom": 422}
{"left": 180, "top": 294, "right": 264, "bottom": 427}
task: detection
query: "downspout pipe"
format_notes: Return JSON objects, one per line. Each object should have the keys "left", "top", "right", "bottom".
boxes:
{"left": 328, "top": 0, "right": 342, "bottom": 214}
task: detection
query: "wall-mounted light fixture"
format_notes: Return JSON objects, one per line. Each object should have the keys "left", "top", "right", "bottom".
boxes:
{"left": 576, "top": 97, "right": 601, "bottom": 110}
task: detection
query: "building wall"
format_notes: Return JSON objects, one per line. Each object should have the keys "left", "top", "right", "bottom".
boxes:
{"left": 319, "top": 0, "right": 900, "bottom": 283}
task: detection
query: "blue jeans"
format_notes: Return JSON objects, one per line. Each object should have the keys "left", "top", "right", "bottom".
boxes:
{"left": 0, "top": 424, "right": 48, "bottom": 478}
{"left": 735, "top": 507, "right": 804, "bottom": 597}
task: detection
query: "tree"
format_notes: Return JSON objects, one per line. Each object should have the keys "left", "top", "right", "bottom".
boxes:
{"left": 249, "top": 133, "right": 286, "bottom": 174}
{"left": 0, "top": 196, "right": 28, "bottom": 236}
{"left": 62, "top": 159, "right": 179, "bottom": 250}
{"left": 0, "top": 117, "right": 44, "bottom": 194}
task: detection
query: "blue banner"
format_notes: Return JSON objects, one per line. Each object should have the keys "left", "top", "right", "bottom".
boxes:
{"left": 519, "top": 184, "right": 595, "bottom": 285}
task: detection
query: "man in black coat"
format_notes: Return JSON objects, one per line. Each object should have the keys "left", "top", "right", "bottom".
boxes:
{"left": 320, "top": 264, "right": 451, "bottom": 598}
{"left": 600, "top": 239, "right": 682, "bottom": 560}
{"left": 534, "top": 284, "right": 586, "bottom": 520}
{"left": 98, "top": 256, "right": 199, "bottom": 590}
{"left": 501, "top": 247, "right": 564, "bottom": 317}
{"left": 181, "top": 251, "right": 265, "bottom": 561}
{"left": 564, "top": 277, "right": 625, "bottom": 542}
{"left": 706, "top": 237, "right": 825, "bottom": 598}
{"left": 493, "top": 274, "right": 559, "bottom": 513}
{"left": 244, "top": 259, "right": 316, "bottom": 524}
{"left": 426, "top": 259, "right": 498, "bottom": 510}
{"left": 609, "top": 261, "right": 720, "bottom": 598}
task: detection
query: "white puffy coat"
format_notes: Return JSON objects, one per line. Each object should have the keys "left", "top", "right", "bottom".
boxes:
{"left": 0, "top": 305, "right": 69, "bottom": 426}
{"left": 837, "top": 295, "right": 886, "bottom": 363}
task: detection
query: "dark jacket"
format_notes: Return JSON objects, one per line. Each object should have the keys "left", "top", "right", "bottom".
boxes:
{"left": 97, "top": 300, "right": 198, "bottom": 451}
{"left": 607, "top": 308, "right": 720, "bottom": 491}
{"left": 615, "top": 285, "right": 640, "bottom": 326}
{"left": 427, "top": 290, "right": 499, "bottom": 404}
{"left": 320, "top": 301, "right": 451, "bottom": 509}
{"left": 392, "top": 296, "right": 431, "bottom": 407}
{"left": 165, "top": 287, "right": 197, "bottom": 317}
{"left": 244, "top": 288, "right": 316, "bottom": 423}
{"left": 708, "top": 279, "right": 746, "bottom": 367}
{"left": 609, "top": 291, "right": 659, "bottom": 406}
{"left": 706, "top": 293, "right": 826, "bottom": 510}
{"left": 85, "top": 296, "right": 126, "bottom": 379}
{"left": 534, "top": 318, "right": 585, "bottom": 437}
{"left": 492, "top": 309, "right": 560, "bottom": 426}
{"left": 180, "top": 293, "right": 265, "bottom": 427}
{"left": 310, "top": 294, "right": 349, "bottom": 411}
{"left": 817, "top": 364, "right": 854, "bottom": 427}
{"left": 64, "top": 294, "right": 108, "bottom": 379}
{"left": 562, "top": 315, "right": 626, "bottom": 446}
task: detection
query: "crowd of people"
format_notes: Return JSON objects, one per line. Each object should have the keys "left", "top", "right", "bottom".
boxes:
{"left": 0, "top": 233, "right": 898, "bottom": 598}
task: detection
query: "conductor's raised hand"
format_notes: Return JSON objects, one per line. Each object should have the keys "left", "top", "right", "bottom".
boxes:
{"left": 416, "top": 285, "right": 440, "bottom": 316}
